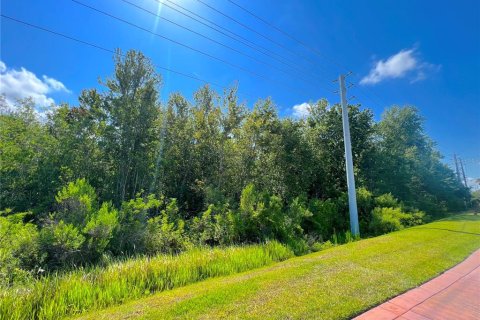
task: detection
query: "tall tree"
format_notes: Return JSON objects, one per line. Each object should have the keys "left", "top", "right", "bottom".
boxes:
{"left": 306, "top": 100, "right": 375, "bottom": 199}
{"left": 102, "top": 50, "right": 161, "bottom": 204}
{"left": 374, "top": 106, "right": 468, "bottom": 214}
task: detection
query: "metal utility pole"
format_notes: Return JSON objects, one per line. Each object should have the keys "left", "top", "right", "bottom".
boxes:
{"left": 454, "top": 153, "right": 461, "bottom": 183}
{"left": 459, "top": 157, "right": 468, "bottom": 188}
{"left": 339, "top": 74, "right": 359, "bottom": 237}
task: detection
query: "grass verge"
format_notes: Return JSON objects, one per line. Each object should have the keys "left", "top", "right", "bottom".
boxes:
{"left": 0, "top": 241, "right": 293, "bottom": 320}
{"left": 77, "top": 214, "right": 480, "bottom": 320}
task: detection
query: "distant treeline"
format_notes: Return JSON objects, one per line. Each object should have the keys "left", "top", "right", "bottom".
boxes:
{"left": 0, "top": 50, "right": 470, "bottom": 285}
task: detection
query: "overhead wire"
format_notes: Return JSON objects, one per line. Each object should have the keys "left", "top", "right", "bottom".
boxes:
{"left": 156, "top": 0, "right": 333, "bottom": 87}
{"left": 192, "top": 0, "right": 336, "bottom": 78}
{"left": 119, "top": 0, "right": 319, "bottom": 89}
{"left": 0, "top": 14, "right": 256, "bottom": 101}
{"left": 157, "top": 0, "right": 295, "bottom": 65}
{"left": 223, "top": 0, "right": 390, "bottom": 108}
{"left": 70, "top": 0, "right": 322, "bottom": 96}
{"left": 227, "top": 0, "right": 348, "bottom": 72}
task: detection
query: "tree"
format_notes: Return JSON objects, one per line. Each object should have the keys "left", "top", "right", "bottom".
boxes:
{"left": 374, "top": 106, "right": 468, "bottom": 215}
{"left": 305, "top": 100, "right": 375, "bottom": 199}
{"left": 158, "top": 93, "right": 197, "bottom": 213}
{"left": 0, "top": 98, "right": 59, "bottom": 213}
{"left": 48, "top": 90, "right": 108, "bottom": 200}
{"left": 102, "top": 50, "right": 162, "bottom": 205}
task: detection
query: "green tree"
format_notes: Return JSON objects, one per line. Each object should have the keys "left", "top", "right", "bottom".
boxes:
{"left": 374, "top": 106, "right": 468, "bottom": 215}
{"left": 306, "top": 100, "right": 375, "bottom": 198}
{"left": 0, "top": 99, "right": 59, "bottom": 213}
{"left": 102, "top": 50, "right": 161, "bottom": 204}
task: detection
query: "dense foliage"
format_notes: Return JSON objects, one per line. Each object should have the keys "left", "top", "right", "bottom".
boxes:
{"left": 0, "top": 50, "right": 470, "bottom": 287}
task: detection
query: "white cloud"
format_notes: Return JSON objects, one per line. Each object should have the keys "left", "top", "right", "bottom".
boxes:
{"left": 0, "top": 60, "right": 70, "bottom": 108}
{"left": 292, "top": 102, "right": 310, "bottom": 118}
{"left": 360, "top": 48, "right": 439, "bottom": 85}
{"left": 42, "top": 75, "right": 71, "bottom": 93}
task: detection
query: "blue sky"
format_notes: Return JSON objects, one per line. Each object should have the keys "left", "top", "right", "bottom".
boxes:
{"left": 1, "top": 0, "right": 479, "bottom": 180}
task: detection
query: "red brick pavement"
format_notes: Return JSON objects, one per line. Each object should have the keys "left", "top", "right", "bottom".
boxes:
{"left": 354, "top": 249, "right": 480, "bottom": 320}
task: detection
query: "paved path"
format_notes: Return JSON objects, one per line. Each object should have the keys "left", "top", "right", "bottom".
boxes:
{"left": 354, "top": 249, "right": 480, "bottom": 320}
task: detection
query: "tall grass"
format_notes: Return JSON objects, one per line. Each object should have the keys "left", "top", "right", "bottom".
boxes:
{"left": 0, "top": 241, "right": 293, "bottom": 320}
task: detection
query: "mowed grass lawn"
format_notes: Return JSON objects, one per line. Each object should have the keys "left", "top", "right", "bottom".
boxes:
{"left": 78, "top": 214, "right": 480, "bottom": 320}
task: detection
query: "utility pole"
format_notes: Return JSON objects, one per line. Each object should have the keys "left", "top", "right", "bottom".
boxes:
{"left": 454, "top": 153, "right": 461, "bottom": 183}
{"left": 339, "top": 74, "right": 359, "bottom": 237}
{"left": 459, "top": 157, "right": 468, "bottom": 188}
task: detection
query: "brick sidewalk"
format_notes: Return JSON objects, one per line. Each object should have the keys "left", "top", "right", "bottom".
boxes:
{"left": 354, "top": 249, "right": 480, "bottom": 320}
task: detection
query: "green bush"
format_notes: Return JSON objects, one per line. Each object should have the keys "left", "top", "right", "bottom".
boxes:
{"left": 369, "top": 207, "right": 408, "bottom": 235}
{"left": 40, "top": 220, "right": 85, "bottom": 268}
{"left": 400, "top": 210, "right": 427, "bottom": 227}
{"left": 190, "top": 204, "right": 236, "bottom": 246}
{"left": 305, "top": 198, "right": 343, "bottom": 241}
{"left": 41, "top": 179, "right": 120, "bottom": 267}
{"left": 145, "top": 205, "right": 188, "bottom": 255}
{"left": 237, "top": 184, "right": 283, "bottom": 242}
{"left": 54, "top": 178, "right": 97, "bottom": 226}
{"left": 236, "top": 185, "right": 311, "bottom": 248}
{"left": 374, "top": 193, "right": 400, "bottom": 209}
{"left": 0, "top": 211, "right": 43, "bottom": 287}
{"left": 285, "top": 237, "right": 309, "bottom": 255}
{"left": 83, "top": 202, "right": 119, "bottom": 258}
{"left": 356, "top": 188, "right": 374, "bottom": 227}
{"left": 111, "top": 194, "right": 161, "bottom": 255}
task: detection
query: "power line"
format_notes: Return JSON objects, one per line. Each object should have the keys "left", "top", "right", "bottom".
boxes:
{"left": 119, "top": 0, "right": 318, "bottom": 89}
{"left": 158, "top": 0, "right": 293, "bottom": 64}
{"left": 226, "top": 0, "right": 346, "bottom": 73}
{"left": 193, "top": 0, "right": 333, "bottom": 76}
{"left": 70, "top": 0, "right": 317, "bottom": 96}
{"left": 224, "top": 0, "right": 389, "bottom": 109}
{"left": 152, "top": 0, "right": 332, "bottom": 88}
{"left": 162, "top": 0, "right": 384, "bottom": 110}
{"left": 0, "top": 14, "right": 254, "bottom": 100}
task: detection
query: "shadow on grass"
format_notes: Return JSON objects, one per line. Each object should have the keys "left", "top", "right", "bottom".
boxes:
{"left": 414, "top": 227, "right": 480, "bottom": 236}
{"left": 442, "top": 214, "right": 480, "bottom": 222}
{"left": 407, "top": 214, "right": 480, "bottom": 236}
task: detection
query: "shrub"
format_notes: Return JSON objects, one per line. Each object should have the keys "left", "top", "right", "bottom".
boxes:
{"left": 83, "top": 202, "right": 119, "bottom": 259}
{"left": 369, "top": 207, "right": 408, "bottom": 235}
{"left": 190, "top": 204, "right": 236, "bottom": 246}
{"left": 41, "top": 179, "right": 120, "bottom": 266}
{"left": 400, "top": 210, "right": 427, "bottom": 227}
{"left": 237, "top": 184, "right": 283, "bottom": 242}
{"left": 54, "top": 178, "right": 97, "bottom": 226}
{"left": 305, "top": 198, "right": 342, "bottom": 241}
{"left": 284, "top": 197, "right": 312, "bottom": 238}
{"left": 356, "top": 188, "right": 374, "bottom": 225}
{"left": 145, "top": 212, "right": 188, "bottom": 255}
{"left": 39, "top": 220, "right": 85, "bottom": 268}
{"left": 374, "top": 193, "right": 400, "bottom": 209}
{"left": 237, "top": 185, "right": 312, "bottom": 248}
{"left": 144, "top": 198, "right": 188, "bottom": 255}
{"left": 212, "top": 207, "right": 237, "bottom": 245}
{"left": 0, "top": 211, "right": 42, "bottom": 287}
{"left": 310, "top": 242, "right": 323, "bottom": 252}
{"left": 112, "top": 194, "right": 162, "bottom": 255}
{"left": 285, "top": 237, "right": 309, "bottom": 255}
